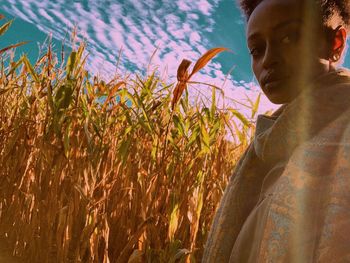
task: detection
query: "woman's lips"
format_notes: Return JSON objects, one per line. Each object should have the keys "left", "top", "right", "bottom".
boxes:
{"left": 263, "top": 77, "right": 289, "bottom": 91}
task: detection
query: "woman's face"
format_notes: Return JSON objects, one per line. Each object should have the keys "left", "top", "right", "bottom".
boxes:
{"left": 247, "top": 0, "right": 330, "bottom": 104}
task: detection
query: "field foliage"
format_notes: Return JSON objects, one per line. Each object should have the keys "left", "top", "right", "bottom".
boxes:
{"left": 0, "top": 18, "right": 258, "bottom": 262}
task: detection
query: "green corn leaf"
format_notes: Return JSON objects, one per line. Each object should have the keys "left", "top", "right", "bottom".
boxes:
{"left": 124, "top": 126, "right": 133, "bottom": 136}
{"left": 187, "top": 125, "right": 200, "bottom": 149}
{"left": 76, "top": 43, "right": 85, "bottom": 64}
{"left": 210, "top": 87, "right": 216, "bottom": 121}
{"left": 209, "top": 120, "right": 221, "bottom": 145}
{"left": 142, "top": 71, "right": 156, "bottom": 93}
{"left": 232, "top": 119, "right": 246, "bottom": 145}
{"left": 173, "top": 114, "right": 185, "bottom": 137}
{"left": 63, "top": 121, "right": 72, "bottom": 158}
{"left": 22, "top": 55, "right": 39, "bottom": 83}
{"left": 183, "top": 159, "right": 195, "bottom": 177}
{"left": 124, "top": 90, "right": 137, "bottom": 108}
{"left": 133, "top": 91, "right": 155, "bottom": 135}
{"left": 138, "top": 116, "right": 153, "bottom": 135}
{"left": 80, "top": 96, "right": 89, "bottom": 118}
{"left": 55, "top": 84, "right": 74, "bottom": 111}
{"left": 202, "top": 107, "right": 211, "bottom": 123}
{"left": 85, "top": 79, "right": 93, "bottom": 97}
{"left": 251, "top": 93, "right": 261, "bottom": 119}
{"left": 124, "top": 111, "right": 133, "bottom": 126}
{"left": 66, "top": 51, "right": 77, "bottom": 79}
{"left": 200, "top": 123, "right": 210, "bottom": 153}
{"left": 180, "top": 88, "right": 189, "bottom": 113}
{"left": 92, "top": 122, "right": 102, "bottom": 140}
{"left": 118, "top": 137, "right": 131, "bottom": 166}
{"left": 184, "top": 118, "right": 190, "bottom": 135}
{"left": 229, "top": 109, "right": 250, "bottom": 127}
{"left": 168, "top": 203, "right": 179, "bottom": 241}
{"left": 151, "top": 137, "right": 158, "bottom": 161}
{"left": 166, "top": 161, "right": 175, "bottom": 177}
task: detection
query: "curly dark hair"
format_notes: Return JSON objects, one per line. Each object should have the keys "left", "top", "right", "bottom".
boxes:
{"left": 238, "top": 0, "right": 350, "bottom": 30}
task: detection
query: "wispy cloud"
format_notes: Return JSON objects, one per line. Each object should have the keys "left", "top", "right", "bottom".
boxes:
{"left": 2, "top": 0, "right": 277, "bottom": 115}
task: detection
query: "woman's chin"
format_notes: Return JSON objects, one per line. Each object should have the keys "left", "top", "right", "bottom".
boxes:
{"left": 264, "top": 89, "right": 294, "bottom": 104}
{"left": 262, "top": 82, "right": 296, "bottom": 104}
{"left": 267, "top": 96, "right": 289, "bottom": 104}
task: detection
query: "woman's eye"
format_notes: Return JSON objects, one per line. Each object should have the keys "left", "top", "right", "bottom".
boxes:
{"left": 280, "top": 32, "right": 299, "bottom": 44}
{"left": 249, "top": 47, "right": 261, "bottom": 57}
{"left": 281, "top": 35, "right": 291, "bottom": 44}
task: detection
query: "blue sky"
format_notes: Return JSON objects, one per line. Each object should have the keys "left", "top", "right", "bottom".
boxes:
{"left": 3, "top": 0, "right": 350, "bottom": 114}
{"left": 0, "top": 1, "right": 251, "bottom": 78}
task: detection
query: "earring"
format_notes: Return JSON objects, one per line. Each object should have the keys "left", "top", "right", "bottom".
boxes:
{"left": 332, "top": 53, "right": 340, "bottom": 62}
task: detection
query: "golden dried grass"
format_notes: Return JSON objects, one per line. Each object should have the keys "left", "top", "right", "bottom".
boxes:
{"left": 0, "top": 19, "right": 257, "bottom": 262}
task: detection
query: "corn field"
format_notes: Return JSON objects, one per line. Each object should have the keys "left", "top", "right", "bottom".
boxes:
{"left": 0, "top": 18, "right": 259, "bottom": 262}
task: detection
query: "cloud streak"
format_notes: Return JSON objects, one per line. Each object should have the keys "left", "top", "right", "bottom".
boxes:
{"left": 1, "top": 0, "right": 277, "bottom": 115}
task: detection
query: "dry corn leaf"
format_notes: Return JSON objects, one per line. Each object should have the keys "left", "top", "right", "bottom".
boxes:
{"left": 189, "top": 47, "right": 229, "bottom": 79}
{"left": 172, "top": 48, "right": 228, "bottom": 110}
{"left": 177, "top": 59, "right": 191, "bottom": 81}
{"left": 116, "top": 217, "right": 155, "bottom": 263}
{"left": 0, "top": 41, "right": 28, "bottom": 55}
{"left": 0, "top": 19, "right": 13, "bottom": 37}
{"left": 171, "top": 82, "right": 187, "bottom": 110}
{"left": 0, "top": 21, "right": 243, "bottom": 262}
{"left": 34, "top": 54, "right": 48, "bottom": 68}
{"left": 103, "top": 81, "right": 125, "bottom": 109}
{"left": 171, "top": 59, "right": 192, "bottom": 110}
{"left": 128, "top": 249, "right": 143, "bottom": 263}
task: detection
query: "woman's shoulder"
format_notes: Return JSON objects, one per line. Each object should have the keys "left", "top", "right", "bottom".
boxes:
{"left": 315, "top": 67, "right": 350, "bottom": 88}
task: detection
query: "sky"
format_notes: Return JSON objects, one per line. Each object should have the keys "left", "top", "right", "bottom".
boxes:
{"left": 2, "top": 0, "right": 349, "bottom": 116}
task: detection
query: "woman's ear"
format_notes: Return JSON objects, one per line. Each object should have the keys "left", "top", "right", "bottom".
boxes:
{"left": 330, "top": 26, "right": 347, "bottom": 62}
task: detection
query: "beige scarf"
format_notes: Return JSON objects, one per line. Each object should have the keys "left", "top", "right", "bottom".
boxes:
{"left": 203, "top": 68, "right": 350, "bottom": 262}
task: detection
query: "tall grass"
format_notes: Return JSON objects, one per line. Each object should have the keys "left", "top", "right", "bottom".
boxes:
{"left": 0, "top": 19, "right": 257, "bottom": 262}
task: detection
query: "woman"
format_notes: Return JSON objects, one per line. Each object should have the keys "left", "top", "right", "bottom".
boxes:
{"left": 203, "top": 0, "right": 350, "bottom": 262}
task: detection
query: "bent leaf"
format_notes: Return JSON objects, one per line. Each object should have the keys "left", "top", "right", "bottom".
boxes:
{"left": 171, "top": 82, "right": 187, "bottom": 110}
{"left": 189, "top": 47, "right": 229, "bottom": 79}
{"left": 0, "top": 41, "right": 28, "bottom": 55}
{"left": 177, "top": 59, "right": 191, "bottom": 81}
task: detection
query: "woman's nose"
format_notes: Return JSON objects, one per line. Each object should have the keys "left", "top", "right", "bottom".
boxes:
{"left": 262, "top": 44, "right": 280, "bottom": 69}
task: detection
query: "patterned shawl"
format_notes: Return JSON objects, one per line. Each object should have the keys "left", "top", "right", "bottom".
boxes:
{"left": 203, "top": 68, "right": 350, "bottom": 263}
